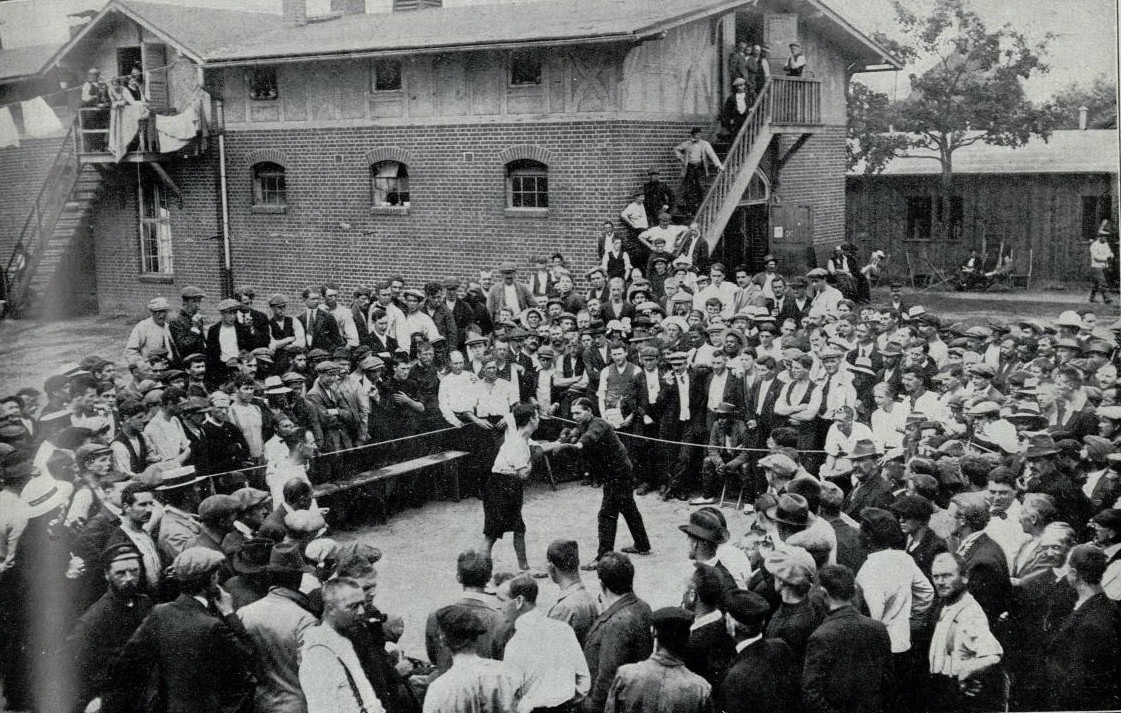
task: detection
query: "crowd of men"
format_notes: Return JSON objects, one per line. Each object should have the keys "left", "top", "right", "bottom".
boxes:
{"left": 1, "top": 246, "right": 1121, "bottom": 713}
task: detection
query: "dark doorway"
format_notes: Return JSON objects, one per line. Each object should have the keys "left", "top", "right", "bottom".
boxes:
{"left": 116, "top": 47, "right": 142, "bottom": 80}
{"left": 713, "top": 204, "right": 770, "bottom": 273}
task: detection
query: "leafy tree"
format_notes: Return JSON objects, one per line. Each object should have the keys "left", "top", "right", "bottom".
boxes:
{"left": 1049, "top": 75, "right": 1118, "bottom": 129}
{"left": 848, "top": 0, "right": 1059, "bottom": 241}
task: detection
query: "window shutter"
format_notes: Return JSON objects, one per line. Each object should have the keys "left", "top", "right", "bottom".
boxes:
{"left": 142, "top": 42, "right": 170, "bottom": 114}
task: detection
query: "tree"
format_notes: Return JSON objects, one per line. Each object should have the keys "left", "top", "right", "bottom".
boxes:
{"left": 1049, "top": 75, "right": 1118, "bottom": 129}
{"left": 848, "top": 0, "right": 1060, "bottom": 241}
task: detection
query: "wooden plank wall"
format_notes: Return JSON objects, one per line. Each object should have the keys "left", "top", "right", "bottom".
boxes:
{"left": 846, "top": 173, "right": 1116, "bottom": 284}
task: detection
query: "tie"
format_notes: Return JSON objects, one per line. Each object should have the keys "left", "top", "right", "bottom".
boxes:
{"left": 821, "top": 378, "right": 832, "bottom": 412}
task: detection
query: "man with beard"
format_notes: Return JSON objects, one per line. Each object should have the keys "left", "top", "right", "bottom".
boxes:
{"left": 67, "top": 544, "right": 154, "bottom": 713}
{"left": 126, "top": 297, "right": 175, "bottom": 364}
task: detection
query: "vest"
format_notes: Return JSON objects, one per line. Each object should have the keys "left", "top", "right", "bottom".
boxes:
{"left": 113, "top": 430, "right": 149, "bottom": 473}
{"left": 605, "top": 251, "right": 627, "bottom": 279}
{"left": 270, "top": 316, "right": 295, "bottom": 341}
{"left": 602, "top": 363, "right": 639, "bottom": 413}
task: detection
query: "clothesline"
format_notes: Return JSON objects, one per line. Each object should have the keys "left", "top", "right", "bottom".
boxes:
{"left": 0, "top": 60, "right": 196, "bottom": 113}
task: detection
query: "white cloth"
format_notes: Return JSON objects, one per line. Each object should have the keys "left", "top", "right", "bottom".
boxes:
{"left": 0, "top": 107, "right": 19, "bottom": 148}
{"left": 218, "top": 324, "right": 240, "bottom": 362}
{"left": 856, "top": 549, "right": 934, "bottom": 653}
{"left": 928, "top": 592, "right": 1002, "bottom": 677}
{"left": 503, "top": 609, "right": 590, "bottom": 713}
{"left": 676, "top": 373, "right": 691, "bottom": 421}
{"left": 985, "top": 500, "right": 1030, "bottom": 570}
{"left": 155, "top": 103, "right": 198, "bottom": 153}
{"left": 300, "top": 623, "right": 386, "bottom": 713}
{"left": 20, "top": 97, "right": 64, "bottom": 138}
{"left": 871, "top": 403, "right": 910, "bottom": 451}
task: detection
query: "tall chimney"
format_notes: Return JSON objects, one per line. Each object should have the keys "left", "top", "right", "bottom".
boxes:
{"left": 1079, "top": 106, "right": 1089, "bottom": 131}
{"left": 282, "top": 0, "right": 308, "bottom": 26}
{"left": 330, "top": 0, "right": 365, "bottom": 14}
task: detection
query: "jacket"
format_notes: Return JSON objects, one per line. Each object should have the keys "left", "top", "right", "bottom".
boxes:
{"left": 300, "top": 623, "right": 386, "bottom": 713}
{"left": 305, "top": 381, "right": 358, "bottom": 451}
{"left": 685, "top": 617, "right": 734, "bottom": 691}
{"left": 743, "top": 377, "right": 782, "bottom": 444}
{"left": 1044, "top": 592, "right": 1121, "bottom": 711}
{"left": 582, "top": 592, "right": 654, "bottom": 713}
{"left": 604, "top": 651, "right": 713, "bottom": 713}
{"left": 841, "top": 475, "right": 893, "bottom": 518}
{"left": 720, "top": 638, "right": 796, "bottom": 713}
{"left": 424, "top": 595, "right": 510, "bottom": 677}
{"left": 297, "top": 308, "right": 345, "bottom": 353}
{"left": 959, "top": 532, "right": 1013, "bottom": 621}
{"left": 167, "top": 311, "right": 207, "bottom": 364}
{"left": 111, "top": 594, "right": 257, "bottom": 713}
{"left": 204, "top": 322, "right": 255, "bottom": 383}
{"left": 424, "top": 302, "right": 459, "bottom": 350}
{"left": 68, "top": 588, "right": 154, "bottom": 712}
{"left": 802, "top": 605, "right": 893, "bottom": 713}
{"left": 485, "top": 281, "right": 537, "bottom": 319}
{"left": 906, "top": 527, "right": 947, "bottom": 580}
{"left": 239, "top": 587, "right": 318, "bottom": 713}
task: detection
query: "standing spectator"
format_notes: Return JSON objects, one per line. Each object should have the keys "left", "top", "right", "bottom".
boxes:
{"left": 802, "top": 564, "right": 894, "bottom": 713}
{"left": 948, "top": 492, "right": 1012, "bottom": 624}
{"left": 620, "top": 194, "right": 650, "bottom": 270}
{"left": 643, "top": 170, "right": 676, "bottom": 225}
{"left": 423, "top": 605, "right": 519, "bottom": 713}
{"left": 1089, "top": 229, "right": 1115, "bottom": 304}
{"left": 927, "top": 552, "right": 1004, "bottom": 713}
{"left": 784, "top": 43, "right": 806, "bottom": 76}
{"left": 720, "top": 589, "right": 796, "bottom": 713}
{"left": 168, "top": 286, "right": 208, "bottom": 365}
{"left": 673, "top": 129, "right": 723, "bottom": 217}
{"left": 498, "top": 574, "right": 590, "bottom": 712}
{"left": 763, "top": 546, "right": 825, "bottom": 679}
{"left": 111, "top": 547, "right": 258, "bottom": 713}
{"left": 891, "top": 494, "right": 946, "bottom": 580}
{"left": 545, "top": 539, "right": 601, "bottom": 646}
{"left": 299, "top": 288, "right": 345, "bottom": 353}
{"left": 424, "top": 550, "right": 510, "bottom": 678}
{"left": 1044, "top": 544, "right": 1121, "bottom": 711}
{"left": 720, "top": 78, "right": 752, "bottom": 138}
{"left": 684, "top": 564, "right": 736, "bottom": 691}
{"left": 604, "top": 607, "right": 714, "bottom": 713}
{"left": 321, "top": 283, "right": 361, "bottom": 348}
{"left": 301, "top": 578, "right": 387, "bottom": 713}
{"left": 206, "top": 299, "right": 254, "bottom": 386}
{"left": 753, "top": 44, "right": 771, "bottom": 95}
{"left": 486, "top": 262, "right": 537, "bottom": 320}
{"left": 234, "top": 286, "right": 272, "bottom": 350}
{"left": 125, "top": 297, "right": 174, "bottom": 364}
{"left": 582, "top": 552, "right": 654, "bottom": 713}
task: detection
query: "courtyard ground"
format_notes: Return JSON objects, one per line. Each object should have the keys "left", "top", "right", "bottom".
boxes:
{"left": 0, "top": 286, "right": 1117, "bottom": 665}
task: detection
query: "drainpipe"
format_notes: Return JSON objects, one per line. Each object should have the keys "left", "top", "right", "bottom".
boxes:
{"left": 216, "top": 98, "right": 233, "bottom": 297}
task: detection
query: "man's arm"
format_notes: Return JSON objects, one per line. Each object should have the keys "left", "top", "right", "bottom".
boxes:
{"left": 124, "top": 323, "right": 145, "bottom": 363}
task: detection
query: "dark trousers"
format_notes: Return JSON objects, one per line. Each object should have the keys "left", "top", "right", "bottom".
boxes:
{"left": 630, "top": 419, "right": 663, "bottom": 487}
{"left": 597, "top": 478, "right": 651, "bottom": 557}
{"left": 1091, "top": 267, "right": 1114, "bottom": 302}
{"left": 682, "top": 163, "right": 707, "bottom": 214}
{"left": 666, "top": 420, "right": 704, "bottom": 495}
{"left": 700, "top": 455, "right": 727, "bottom": 499}
{"left": 924, "top": 672, "right": 1003, "bottom": 713}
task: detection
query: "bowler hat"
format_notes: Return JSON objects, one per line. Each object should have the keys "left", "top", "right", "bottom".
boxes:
{"left": 1023, "top": 434, "right": 1060, "bottom": 459}
{"left": 679, "top": 509, "right": 730, "bottom": 544}
{"left": 266, "top": 540, "right": 315, "bottom": 575}
{"left": 766, "top": 493, "right": 810, "bottom": 528}
{"left": 231, "top": 538, "right": 274, "bottom": 574}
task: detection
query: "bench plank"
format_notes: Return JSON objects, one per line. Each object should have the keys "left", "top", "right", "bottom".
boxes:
{"left": 313, "top": 450, "right": 470, "bottom": 499}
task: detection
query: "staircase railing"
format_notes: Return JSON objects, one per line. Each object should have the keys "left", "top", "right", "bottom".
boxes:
{"left": 693, "top": 76, "right": 822, "bottom": 247}
{"left": 4, "top": 121, "right": 81, "bottom": 313}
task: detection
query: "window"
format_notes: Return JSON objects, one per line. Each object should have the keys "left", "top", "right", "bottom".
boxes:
{"left": 139, "top": 176, "right": 174, "bottom": 275}
{"left": 905, "top": 196, "right": 933, "bottom": 242}
{"left": 373, "top": 60, "right": 402, "bottom": 91}
{"left": 1083, "top": 195, "right": 1112, "bottom": 239}
{"left": 936, "top": 195, "right": 963, "bottom": 239}
{"left": 506, "top": 160, "right": 548, "bottom": 209}
{"left": 509, "top": 50, "right": 542, "bottom": 86}
{"left": 248, "top": 67, "right": 278, "bottom": 100}
{"left": 371, "top": 161, "right": 410, "bottom": 206}
{"left": 252, "top": 162, "right": 287, "bottom": 209}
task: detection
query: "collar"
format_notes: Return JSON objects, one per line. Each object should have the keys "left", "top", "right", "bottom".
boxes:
{"left": 958, "top": 530, "right": 985, "bottom": 552}
{"left": 691, "top": 609, "right": 723, "bottom": 631}
{"left": 735, "top": 633, "right": 762, "bottom": 653}
{"left": 514, "top": 608, "right": 544, "bottom": 631}
{"left": 650, "top": 650, "right": 686, "bottom": 668}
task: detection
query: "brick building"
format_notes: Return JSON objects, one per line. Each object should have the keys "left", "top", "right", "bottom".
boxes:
{"left": 1, "top": 0, "right": 898, "bottom": 316}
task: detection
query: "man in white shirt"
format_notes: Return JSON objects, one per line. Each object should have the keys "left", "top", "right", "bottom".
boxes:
{"left": 674, "top": 128, "right": 724, "bottom": 215}
{"left": 806, "top": 268, "right": 843, "bottom": 319}
{"left": 125, "top": 297, "right": 174, "bottom": 364}
{"left": 1089, "top": 231, "right": 1115, "bottom": 304}
{"left": 321, "top": 283, "right": 360, "bottom": 347}
{"left": 396, "top": 288, "right": 443, "bottom": 352}
{"left": 693, "top": 263, "right": 740, "bottom": 320}
{"left": 497, "top": 574, "right": 590, "bottom": 713}
{"left": 639, "top": 212, "right": 686, "bottom": 256}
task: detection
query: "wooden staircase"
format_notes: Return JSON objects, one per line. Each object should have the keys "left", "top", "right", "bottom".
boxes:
{"left": 694, "top": 76, "right": 823, "bottom": 253}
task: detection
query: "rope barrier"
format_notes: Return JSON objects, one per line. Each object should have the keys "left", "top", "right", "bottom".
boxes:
{"left": 545, "top": 414, "right": 831, "bottom": 454}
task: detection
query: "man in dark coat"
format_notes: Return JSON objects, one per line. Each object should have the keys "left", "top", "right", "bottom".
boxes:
{"left": 685, "top": 564, "right": 735, "bottom": 691}
{"left": 949, "top": 492, "right": 1013, "bottom": 623}
{"left": 67, "top": 544, "right": 154, "bottom": 713}
{"left": 205, "top": 300, "right": 255, "bottom": 387}
{"left": 1044, "top": 544, "right": 1121, "bottom": 711}
{"left": 642, "top": 170, "right": 675, "bottom": 225}
{"left": 582, "top": 552, "right": 653, "bottom": 713}
{"left": 720, "top": 589, "right": 796, "bottom": 713}
{"left": 167, "top": 286, "right": 208, "bottom": 367}
{"left": 297, "top": 288, "right": 345, "bottom": 353}
{"left": 802, "top": 564, "right": 894, "bottom": 713}
{"left": 424, "top": 549, "right": 510, "bottom": 679}
{"left": 841, "top": 440, "right": 894, "bottom": 517}
{"left": 721, "top": 78, "right": 753, "bottom": 138}
{"left": 891, "top": 494, "right": 947, "bottom": 579}
{"left": 109, "top": 547, "right": 257, "bottom": 713}
{"left": 234, "top": 287, "right": 272, "bottom": 350}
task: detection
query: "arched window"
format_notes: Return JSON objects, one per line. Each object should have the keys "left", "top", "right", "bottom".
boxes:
{"left": 252, "top": 162, "right": 286, "bottom": 208}
{"left": 506, "top": 159, "right": 548, "bottom": 209}
{"left": 371, "top": 161, "right": 410, "bottom": 206}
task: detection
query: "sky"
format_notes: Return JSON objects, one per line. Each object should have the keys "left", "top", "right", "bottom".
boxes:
{"left": 0, "top": 0, "right": 1116, "bottom": 102}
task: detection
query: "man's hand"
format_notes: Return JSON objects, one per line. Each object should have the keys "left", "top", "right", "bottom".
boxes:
{"left": 213, "top": 585, "right": 235, "bottom": 616}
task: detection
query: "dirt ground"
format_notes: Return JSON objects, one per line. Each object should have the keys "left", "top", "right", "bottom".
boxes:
{"left": 0, "top": 286, "right": 1117, "bottom": 663}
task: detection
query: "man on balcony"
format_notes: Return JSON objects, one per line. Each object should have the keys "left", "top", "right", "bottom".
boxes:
{"left": 720, "top": 78, "right": 752, "bottom": 141}
{"left": 80, "top": 68, "right": 110, "bottom": 153}
{"left": 673, "top": 129, "right": 723, "bottom": 219}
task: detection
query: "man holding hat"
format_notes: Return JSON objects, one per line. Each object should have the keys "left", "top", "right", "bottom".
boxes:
{"left": 125, "top": 296, "right": 175, "bottom": 364}
{"left": 721, "top": 589, "right": 797, "bottom": 713}
{"left": 605, "top": 606, "right": 714, "bottom": 713}
{"left": 111, "top": 547, "right": 257, "bottom": 713}
{"left": 168, "top": 286, "right": 208, "bottom": 366}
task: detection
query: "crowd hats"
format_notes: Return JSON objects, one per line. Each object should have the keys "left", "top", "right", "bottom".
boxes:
{"left": 724, "top": 589, "right": 771, "bottom": 626}
{"left": 766, "top": 493, "right": 810, "bottom": 529}
{"left": 198, "top": 494, "right": 241, "bottom": 525}
{"left": 849, "top": 439, "right": 880, "bottom": 460}
{"left": 231, "top": 537, "right": 274, "bottom": 574}
{"left": 22, "top": 476, "right": 74, "bottom": 518}
{"left": 1023, "top": 434, "right": 1061, "bottom": 459}
{"left": 217, "top": 298, "right": 241, "bottom": 312}
{"left": 180, "top": 286, "right": 207, "bottom": 300}
{"left": 153, "top": 465, "right": 207, "bottom": 491}
{"left": 263, "top": 375, "right": 292, "bottom": 394}
{"left": 890, "top": 494, "right": 935, "bottom": 521}
{"left": 763, "top": 546, "right": 816, "bottom": 587}
{"left": 1092, "top": 509, "right": 1121, "bottom": 532}
{"left": 266, "top": 540, "right": 315, "bottom": 575}
{"left": 147, "top": 297, "right": 170, "bottom": 311}
{"left": 679, "top": 509, "right": 730, "bottom": 544}
{"left": 232, "top": 487, "right": 270, "bottom": 511}
{"left": 171, "top": 547, "right": 226, "bottom": 580}
{"left": 758, "top": 453, "right": 798, "bottom": 478}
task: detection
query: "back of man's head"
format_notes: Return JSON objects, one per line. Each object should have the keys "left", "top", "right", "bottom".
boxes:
{"left": 1068, "top": 544, "right": 1108, "bottom": 586}
{"left": 596, "top": 551, "right": 634, "bottom": 595}
{"left": 692, "top": 563, "right": 725, "bottom": 610}
{"left": 507, "top": 574, "right": 539, "bottom": 606}
{"left": 818, "top": 564, "right": 856, "bottom": 603}
{"left": 457, "top": 549, "right": 493, "bottom": 589}
{"left": 546, "top": 539, "right": 580, "bottom": 572}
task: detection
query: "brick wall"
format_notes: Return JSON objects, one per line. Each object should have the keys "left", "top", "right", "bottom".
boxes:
{"left": 90, "top": 120, "right": 850, "bottom": 317}
{"left": 0, "top": 136, "right": 69, "bottom": 259}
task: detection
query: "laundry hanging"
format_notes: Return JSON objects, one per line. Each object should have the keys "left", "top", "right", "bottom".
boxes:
{"left": 154, "top": 102, "right": 198, "bottom": 153}
{"left": 109, "top": 102, "right": 146, "bottom": 161}
{"left": 19, "top": 97, "right": 64, "bottom": 138}
{"left": 0, "top": 107, "right": 19, "bottom": 148}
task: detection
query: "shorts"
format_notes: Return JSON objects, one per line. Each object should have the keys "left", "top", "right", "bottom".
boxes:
{"left": 483, "top": 472, "right": 525, "bottom": 538}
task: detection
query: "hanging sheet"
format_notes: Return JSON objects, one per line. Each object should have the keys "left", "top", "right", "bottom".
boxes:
{"left": 20, "top": 97, "right": 64, "bottom": 137}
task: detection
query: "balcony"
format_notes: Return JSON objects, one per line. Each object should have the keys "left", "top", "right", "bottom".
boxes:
{"left": 77, "top": 107, "right": 204, "bottom": 163}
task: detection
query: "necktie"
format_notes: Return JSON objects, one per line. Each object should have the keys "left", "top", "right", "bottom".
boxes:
{"left": 821, "top": 378, "right": 832, "bottom": 412}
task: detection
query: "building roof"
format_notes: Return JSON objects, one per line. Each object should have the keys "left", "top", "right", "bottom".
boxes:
{"left": 848, "top": 130, "right": 1120, "bottom": 177}
{"left": 47, "top": 0, "right": 901, "bottom": 69}
{"left": 0, "top": 43, "right": 64, "bottom": 83}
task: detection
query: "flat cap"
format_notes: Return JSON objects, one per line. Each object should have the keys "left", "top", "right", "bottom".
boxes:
{"left": 198, "top": 494, "right": 241, "bottom": 523}
{"left": 171, "top": 547, "right": 226, "bottom": 580}
{"left": 147, "top": 297, "right": 170, "bottom": 311}
{"left": 967, "top": 363, "right": 996, "bottom": 378}
{"left": 724, "top": 589, "right": 771, "bottom": 625}
{"left": 966, "top": 400, "right": 1001, "bottom": 416}
{"left": 284, "top": 509, "right": 326, "bottom": 535}
{"left": 315, "top": 361, "right": 340, "bottom": 374}
{"left": 890, "top": 494, "right": 935, "bottom": 520}
{"left": 217, "top": 298, "right": 241, "bottom": 312}
{"left": 758, "top": 453, "right": 798, "bottom": 477}
{"left": 180, "top": 286, "right": 207, "bottom": 299}
{"left": 764, "top": 546, "right": 816, "bottom": 587}
{"left": 232, "top": 487, "right": 270, "bottom": 511}
{"left": 208, "top": 391, "right": 231, "bottom": 407}
{"left": 280, "top": 372, "right": 307, "bottom": 385}
{"left": 806, "top": 268, "right": 829, "bottom": 278}
{"left": 1092, "top": 509, "right": 1121, "bottom": 531}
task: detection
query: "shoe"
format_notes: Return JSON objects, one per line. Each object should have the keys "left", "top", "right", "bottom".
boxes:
{"left": 621, "top": 546, "right": 652, "bottom": 556}
{"left": 689, "top": 496, "right": 717, "bottom": 506}
{"left": 635, "top": 484, "right": 655, "bottom": 496}
{"left": 674, "top": 493, "right": 690, "bottom": 502}
{"left": 580, "top": 561, "right": 600, "bottom": 571}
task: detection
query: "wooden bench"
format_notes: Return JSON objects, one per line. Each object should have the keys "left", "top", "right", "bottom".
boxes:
{"left": 313, "top": 450, "right": 471, "bottom": 502}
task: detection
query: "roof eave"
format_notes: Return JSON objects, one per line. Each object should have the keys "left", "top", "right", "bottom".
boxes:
{"left": 802, "top": 0, "right": 902, "bottom": 70}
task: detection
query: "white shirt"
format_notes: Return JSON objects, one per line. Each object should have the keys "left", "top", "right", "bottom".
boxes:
{"left": 143, "top": 411, "right": 189, "bottom": 462}
{"left": 621, "top": 202, "right": 648, "bottom": 230}
{"left": 396, "top": 310, "right": 442, "bottom": 348}
{"left": 822, "top": 422, "right": 875, "bottom": 479}
{"left": 928, "top": 592, "right": 1002, "bottom": 677}
{"left": 716, "top": 542, "right": 753, "bottom": 589}
{"left": 503, "top": 609, "right": 590, "bottom": 713}
{"left": 439, "top": 370, "right": 480, "bottom": 426}
{"left": 707, "top": 369, "right": 729, "bottom": 411}
{"left": 493, "top": 430, "right": 534, "bottom": 475}
{"left": 985, "top": 499, "right": 1030, "bottom": 569}
{"left": 120, "top": 519, "right": 162, "bottom": 589}
{"left": 474, "top": 378, "right": 518, "bottom": 418}
{"left": 503, "top": 283, "right": 522, "bottom": 314}
{"left": 218, "top": 324, "right": 240, "bottom": 362}
{"left": 1101, "top": 542, "right": 1121, "bottom": 600}
{"left": 871, "top": 403, "right": 911, "bottom": 451}
{"left": 328, "top": 304, "right": 360, "bottom": 347}
{"left": 1091, "top": 239, "right": 1115, "bottom": 268}
{"left": 856, "top": 549, "right": 934, "bottom": 653}
{"left": 675, "top": 372, "right": 692, "bottom": 421}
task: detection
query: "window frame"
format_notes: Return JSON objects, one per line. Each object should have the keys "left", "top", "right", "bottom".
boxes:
{"left": 138, "top": 175, "right": 174, "bottom": 277}
{"left": 251, "top": 161, "right": 287, "bottom": 213}
{"left": 905, "top": 196, "right": 933, "bottom": 242}
{"left": 248, "top": 67, "right": 278, "bottom": 101}
{"left": 505, "top": 159, "right": 549, "bottom": 215}
{"left": 370, "top": 160, "right": 411, "bottom": 213}
{"left": 508, "top": 50, "right": 543, "bottom": 87}
{"left": 372, "top": 59, "right": 403, "bottom": 92}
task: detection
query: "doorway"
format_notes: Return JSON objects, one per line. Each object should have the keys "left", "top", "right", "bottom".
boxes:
{"left": 117, "top": 47, "right": 142, "bottom": 80}
{"left": 713, "top": 204, "right": 770, "bottom": 273}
